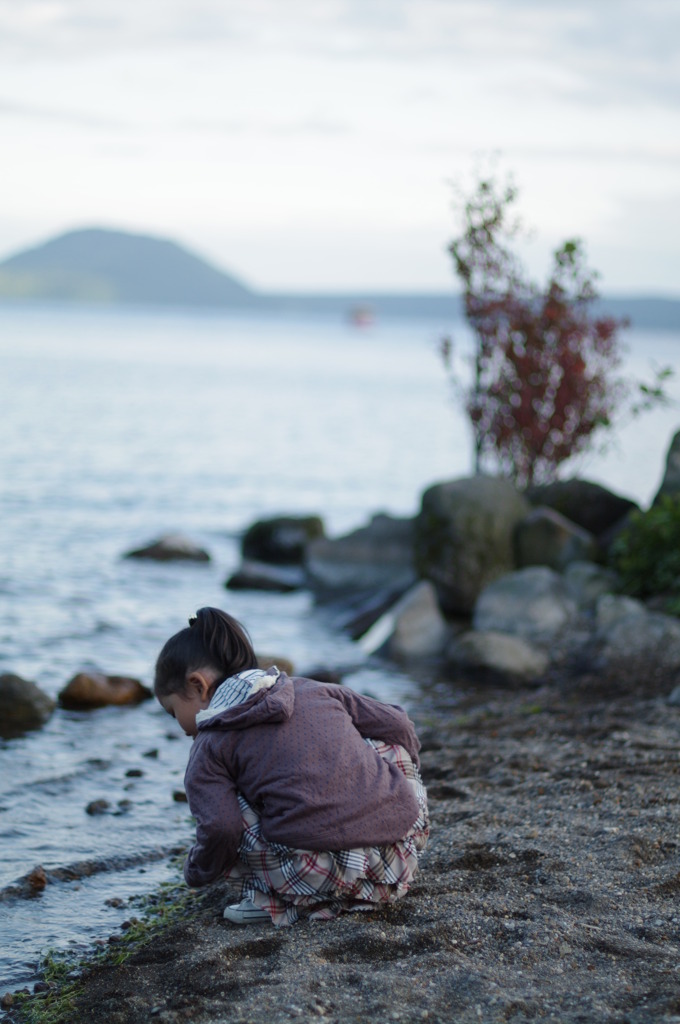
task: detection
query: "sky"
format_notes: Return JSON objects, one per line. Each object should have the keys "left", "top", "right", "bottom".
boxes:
{"left": 1, "top": 0, "right": 679, "bottom": 293}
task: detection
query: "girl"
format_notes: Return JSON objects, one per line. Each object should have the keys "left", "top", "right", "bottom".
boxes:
{"left": 154, "top": 607, "right": 429, "bottom": 925}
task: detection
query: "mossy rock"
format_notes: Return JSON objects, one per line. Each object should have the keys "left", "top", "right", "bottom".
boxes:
{"left": 414, "top": 476, "right": 529, "bottom": 615}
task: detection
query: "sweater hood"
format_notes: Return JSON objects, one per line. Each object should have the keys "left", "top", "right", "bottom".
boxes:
{"left": 196, "top": 673, "right": 295, "bottom": 732}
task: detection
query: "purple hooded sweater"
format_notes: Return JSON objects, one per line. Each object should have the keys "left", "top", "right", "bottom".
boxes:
{"left": 182, "top": 673, "right": 421, "bottom": 887}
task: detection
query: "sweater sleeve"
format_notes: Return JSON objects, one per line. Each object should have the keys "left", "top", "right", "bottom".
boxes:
{"left": 324, "top": 685, "right": 421, "bottom": 767}
{"left": 182, "top": 737, "right": 243, "bottom": 887}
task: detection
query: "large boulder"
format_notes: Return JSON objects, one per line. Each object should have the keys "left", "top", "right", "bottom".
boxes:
{"left": 563, "top": 561, "right": 619, "bottom": 609}
{"left": 59, "top": 672, "right": 153, "bottom": 709}
{"left": 446, "top": 630, "right": 549, "bottom": 683}
{"left": 414, "top": 476, "right": 530, "bottom": 615}
{"left": 513, "top": 507, "right": 599, "bottom": 571}
{"left": 595, "top": 594, "right": 680, "bottom": 670}
{"left": 526, "top": 479, "right": 639, "bottom": 537}
{"left": 124, "top": 534, "right": 211, "bottom": 563}
{"left": 359, "top": 581, "right": 451, "bottom": 660}
{"left": 242, "top": 515, "right": 324, "bottom": 565}
{"left": 305, "top": 513, "right": 416, "bottom": 600}
{"left": 653, "top": 430, "right": 680, "bottom": 504}
{"left": 0, "top": 673, "right": 56, "bottom": 738}
{"left": 473, "top": 566, "right": 579, "bottom": 645}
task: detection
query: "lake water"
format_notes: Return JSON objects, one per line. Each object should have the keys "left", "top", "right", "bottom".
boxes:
{"left": 0, "top": 305, "right": 678, "bottom": 992}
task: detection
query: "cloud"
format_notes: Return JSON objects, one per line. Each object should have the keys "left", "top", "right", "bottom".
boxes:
{"left": 180, "top": 114, "right": 350, "bottom": 137}
{"left": 0, "top": 97, "right": 129, "bottom": 130}
{"left": 0, "top": 0, "right": 677, "bottom": 115}
{"left": 426, "top": 139, "right": 680, "bottom": 171}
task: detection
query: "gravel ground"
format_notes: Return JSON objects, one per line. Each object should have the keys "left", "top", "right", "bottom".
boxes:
{"left": 7, "top": 667, "right": 680, "bottom": 1024}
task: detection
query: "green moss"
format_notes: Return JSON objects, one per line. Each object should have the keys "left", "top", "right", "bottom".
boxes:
{"left": 10, "top": 876, "right": 195, "bottom": 1024}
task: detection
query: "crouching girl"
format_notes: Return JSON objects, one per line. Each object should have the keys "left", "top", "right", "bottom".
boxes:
{"left": 154, "top": 607, "right": 429, "bottom": 925}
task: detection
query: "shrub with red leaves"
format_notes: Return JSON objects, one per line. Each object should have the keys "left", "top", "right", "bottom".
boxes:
{"left": 443, "top": 175, "right": 668, "bottom": 488}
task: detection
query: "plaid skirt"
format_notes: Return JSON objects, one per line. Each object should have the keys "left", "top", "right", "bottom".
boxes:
{"left": 224, "top": 739, "right": 429, "bottom": 925}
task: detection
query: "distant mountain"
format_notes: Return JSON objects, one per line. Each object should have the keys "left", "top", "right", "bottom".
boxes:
{"left": 0, "top": 227, "right": 678, "bottom": 328}
{"left": 0, "top": 227, "right": 261, "bottom": 308}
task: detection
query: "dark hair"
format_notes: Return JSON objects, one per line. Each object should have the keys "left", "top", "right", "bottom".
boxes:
{"left": 154, "top": 607, "right": 257, "bottom": 698}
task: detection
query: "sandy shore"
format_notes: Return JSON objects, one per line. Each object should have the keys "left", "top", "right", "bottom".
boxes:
{"left": 6, "top": 666, "right": 680, "bottom": 1024}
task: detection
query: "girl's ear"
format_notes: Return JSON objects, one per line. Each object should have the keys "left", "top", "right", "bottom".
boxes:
{"left": 187, "top": 671, "right": 213, "bottom": 703}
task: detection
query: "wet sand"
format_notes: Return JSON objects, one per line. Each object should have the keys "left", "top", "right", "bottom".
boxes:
{"left": 6, "top": 667, "right": 680, "bottom": 1024}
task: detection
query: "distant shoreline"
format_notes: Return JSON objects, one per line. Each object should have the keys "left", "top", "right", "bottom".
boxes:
{"left": 0, "top": 294, "right": 678, "bottom": 330}
{"left": 1, "top": 228, "right": 678, "bottom": 329}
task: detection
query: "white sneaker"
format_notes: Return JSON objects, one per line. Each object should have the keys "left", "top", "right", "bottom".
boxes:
{"left": 222, "top": 899, "right": 271, "bottom": 925}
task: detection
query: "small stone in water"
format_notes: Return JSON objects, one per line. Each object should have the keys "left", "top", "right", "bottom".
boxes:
{"left": 1, "top": 993, "right": 15, "bottom": 1009}
{"left": 173, "top": 790, "right": 188, "bottom": 803}
{"left": 86, "top": 799, "right": 110, "bottom": 815}
{"left": 125, "top": 768, "right": 144, "bottom": 778}
{"left": 143, "top": 748, "right": 159, "bottom": 758}
{"left": 27, "top": 866, "right": 47, "bottom": 891}
{"left": 105, "top": 897, "right": 125, "bottom": 908}
{"left": 34, "top": 981, "right": 49, "bottom": 993}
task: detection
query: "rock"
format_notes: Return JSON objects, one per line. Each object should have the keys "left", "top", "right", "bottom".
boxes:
{"left": 339, "top": 586, "right": 412, "bottom": 641}
{"left": 256, "top": 655, "right": 295, "bottom": 677}
{"left": 1, "top": 993, "right": 14, "bottom": 1009}
{"left": 225, "top": 560, "right": 305, "bottom": 592}
{"left": 473, "top": 567, "right": 579, "bottom": 644}
{"left": 242, "top": 515, "right": 324, "bottom": 564}
{"left": 597, "top": 509, "right": 638, "bottom": 553}
{"left": 595, "top": 594, "right": 680, "bottom": 670}
{"left": 653, "top": 429, "right": 680, "bottom": 504}
{"left": 514, "top": 507, "right": 599, "bottom": 571}
{"left": 414, "top": 476, "right": 530, "bottom": 615}
{"left": 446, "top": 630, "right": 549, "bottom": 682}
{"left": 172, "top": 790, "right": 188, "bottom": 803}
{"left": 595, "top": 594, "right": 647, "bottom": 631}
{"left": 86, "top": 799, "right": 111, "bottom": 815}
{"left": 303, "top": 667, "right": 344, "bottom": 685}
{"left": 306, "top": 513, "right": 416, "bottom": 599}
{"left": 27, "top": 865, "right": 48, "bottom": 891}
{"left": 124, "top": 533, "right": 210, "bottom": 562}
{"left": 563, "top": 562, "right": 619, "bottom": 609}
{"left": 526, "top": 478, "right": 639, "bottom": 537}
{"left": 360, "top": 582, "right": 451, "bottom": 660}
{"left": 0, "top": 673, "right": 56, "bottom": 738}
{"left": 59, "top": 672, "right": 153, "bottom": 709}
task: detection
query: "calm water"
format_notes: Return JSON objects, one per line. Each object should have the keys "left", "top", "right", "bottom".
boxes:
{"left": 0, "top": 305, "right": 678, "bottom": 991}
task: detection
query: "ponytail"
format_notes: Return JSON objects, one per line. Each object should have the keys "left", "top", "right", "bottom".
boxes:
{"left": 154, "top": 607, "right": 257, "bottom": 698}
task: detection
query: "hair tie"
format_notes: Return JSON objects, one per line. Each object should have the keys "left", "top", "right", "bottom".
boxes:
{"left": 188, "top": 613, "right": 198, "bottom": 626}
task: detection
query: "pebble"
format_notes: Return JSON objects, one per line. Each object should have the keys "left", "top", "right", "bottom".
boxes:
{"left": 173, "top": 790, "right": 188, "bottom": 803}
{"left": 125, "top": 769, "right": 144, "bottom": 778}
{"left": 86, "top": 799, "right": 110, "bottom": 815}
